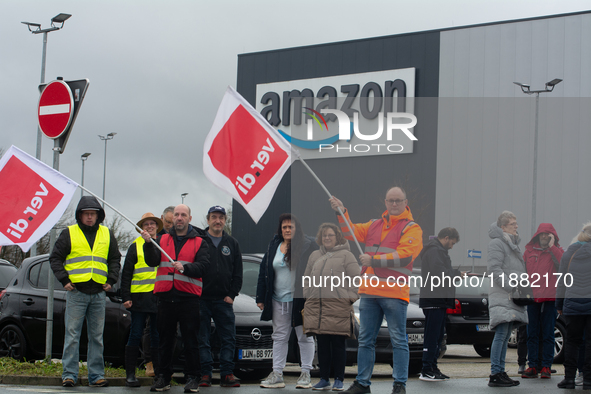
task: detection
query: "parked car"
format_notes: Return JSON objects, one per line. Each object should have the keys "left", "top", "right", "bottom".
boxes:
{"left": 0, "top": 255, "right": 130, "bottom": 365}
{"left": 0, "top": 253, "right": 276, "bottom": 379}
{"left": 0, "top": 259, "right": 17, "bottom": 291}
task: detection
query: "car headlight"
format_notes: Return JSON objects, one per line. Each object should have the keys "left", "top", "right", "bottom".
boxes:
{"left": 381, "top": 319, "right": 388, "bottom": 328}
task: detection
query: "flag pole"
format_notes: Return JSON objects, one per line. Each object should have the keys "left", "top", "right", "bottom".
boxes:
{"left": 290, "top": 149, "right": 364, "bottom": 256}
{"left": 78, "top": 185, "right": 175, "bottom": 263}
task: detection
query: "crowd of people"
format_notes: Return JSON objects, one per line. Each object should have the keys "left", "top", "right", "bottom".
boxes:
{"left": 48, "top": 189, "right": 591, "bottom": 393}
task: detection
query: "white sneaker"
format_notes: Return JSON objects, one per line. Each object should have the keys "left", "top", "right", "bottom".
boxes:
{"left": 296, "top": 371, "right": 312, "bottom": 389}
{"left": 576, "top": 372, "right": 584, "bottom": 386}
{"left": 261, "top": 371, "right": 285, "bottom": 388}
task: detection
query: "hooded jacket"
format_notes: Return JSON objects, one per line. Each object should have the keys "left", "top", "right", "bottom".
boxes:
{"left": 143, "top": 224, "right": 210, "bottom": 302}
{"left": 487, "top": 222, "right": 528, "bottom": 330}
{"left": 49, "top": 196, "right": 121, "bottom": 294}
{"left": 523, "top": 223, "right": 563, "bottom": 302}
{"left": 556, "top": 241, "right": 591, "bottom": 315}
{"left": 418, "top": 238, "right": 461, "bottom": 309}
{"left": 302, "top": 241, "right": 360, "bottom": 337}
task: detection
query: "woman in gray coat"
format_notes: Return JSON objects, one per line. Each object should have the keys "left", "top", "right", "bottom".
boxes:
{"left": 487, "top": 211, "right": 528, "bottom": 387}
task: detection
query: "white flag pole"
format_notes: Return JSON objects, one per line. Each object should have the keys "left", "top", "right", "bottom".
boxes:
{"left": 78, "top": 185, "right": 174, "bottom": 263}
{"left": 290, "top": 149, "right": 364, "bottom": 256}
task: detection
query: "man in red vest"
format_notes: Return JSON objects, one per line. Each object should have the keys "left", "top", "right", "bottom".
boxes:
{"left": 330, "top": 187, "right": 423, "bottom": 394}
{"left": 142, "top": 204, "right": 209, "bottom": 393}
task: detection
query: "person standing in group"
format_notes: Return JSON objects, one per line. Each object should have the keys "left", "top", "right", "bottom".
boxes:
{"left": 158, "top": 206, "right": 174, "bottom": 236}
{"left": 198, "top": 206, "right": 243, "bottom": 388}
{"left": 257, "top": 213, "right": 318, "bottom": 389}
{"left": 330, "top": 186, "right": 423, "bottom": 394}
{"left": 521, "top": 223, "right": 563, "bottom": 380}
{"left": 49, "top": 196, "right": 121, "bottom": 388}
{"left": 303, "top": 223, "right": 360, "bottom": 391}
{"left": 556, "top": 223, "right": 591, "bottom": 390}
{"left": 487, "top": 211, "right": 528, "bottom": 387}
{"left": 120, "top": 213, "right": 163, "bottom": 387}
{"left": 141, "top": 204, "right": 210, "bottom": 393}
{"left": 418, "top": 227, "right": 461, "bottom": 382}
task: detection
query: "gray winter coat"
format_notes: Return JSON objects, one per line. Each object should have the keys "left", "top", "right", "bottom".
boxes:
{"left": 487, "top": 223, "right": 528, "bottom": 330}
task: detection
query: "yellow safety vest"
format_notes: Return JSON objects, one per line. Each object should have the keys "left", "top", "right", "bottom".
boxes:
{"left": 64, "top": 224, "right": 110, "bottom": 284}
{"left": 130, "top": 237, "right": 157, "bottom": 293}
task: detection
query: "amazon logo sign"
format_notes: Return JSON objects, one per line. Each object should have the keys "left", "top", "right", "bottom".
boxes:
{"left": 255, "top": 68, "right": 416, "bottom": 159}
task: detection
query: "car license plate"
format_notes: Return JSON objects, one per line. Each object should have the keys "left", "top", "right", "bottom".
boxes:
{"left": 476, "top": 324, "right": 491, "bottom": 331}
{"left": 239, "top": 349, "right": 273, "bottom": 360}
{"left": 407, "top": 333, "right": 424, "bottom": 344}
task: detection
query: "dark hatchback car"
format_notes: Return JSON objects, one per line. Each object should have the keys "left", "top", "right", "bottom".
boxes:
{"left": 0, "top": 253, "right": 275, "bottom": 379}
{"left": 0, "top": 259, "right": 17, "bottom": 291}
{"left": 0, "top": 255, "right": 131, "bottom": 365}
{"left": 408, "top": 273, "right": 492, "bottom": 357}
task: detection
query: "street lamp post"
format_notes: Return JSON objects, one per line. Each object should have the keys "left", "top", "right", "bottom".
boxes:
{"left": 98, "top": 133, "right": 117, "bottom": 206}
{"left": 80, "top": 152, "right": 91, "bottom": 199}
{"left": 513, "top": 78, "right": 563, "bottom": 237}
{"left": 22, "top": 13, "right": 72, "bottom": 162}
{"left": 181, "top": 193, "right": 188, "bottom": 204}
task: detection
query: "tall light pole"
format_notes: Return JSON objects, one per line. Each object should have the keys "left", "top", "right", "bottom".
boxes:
{"left": 513, "top": 78, "right": 563, "bottom": 237}
{"left": 98, "top": 133, "right": 117, "bottom": 206}
{"left": 22, "top": 13, "right": 72, "bottom": 162}
{"left": 181, "top": 193, "right": 188, "bottom": 204}
{"left": 80, "top": 152, "right": 91, "bottom": 199}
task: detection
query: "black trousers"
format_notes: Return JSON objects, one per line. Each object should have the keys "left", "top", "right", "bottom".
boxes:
{"left": 564, "top": 315, "right": 591, "bottom": 380}
{"left": 421, "top": 308, "right": 446, "bottom": 372}
{"left": 156, "top": 298, "right": 201, "bottom": 379}
{"left": 317, "top": 334, "right": 346, "bottom": 381}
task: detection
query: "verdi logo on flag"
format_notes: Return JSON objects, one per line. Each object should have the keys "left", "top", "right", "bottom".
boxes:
{"left": 208, "top": 105, "right": 288, "bottom": 204}
{"left": 0, "top": 146, "right": 78, "bottom": 252}
{"left": 204, "top": 86, "right": 292, "bottom": 223}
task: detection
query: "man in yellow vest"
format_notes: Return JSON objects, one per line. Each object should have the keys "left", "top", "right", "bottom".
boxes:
{"left": 120, "top": 212, "right": 163, "bottom": 387}
{"left": 50, "top": 196, "right": 121, "bottom": 388}
{"left": 329, "top": 187, "right": 423, "bottom": 394}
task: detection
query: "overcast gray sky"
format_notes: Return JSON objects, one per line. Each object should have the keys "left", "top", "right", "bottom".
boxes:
{"left": 1, "top": 0, "right": 589, "bottom": 238}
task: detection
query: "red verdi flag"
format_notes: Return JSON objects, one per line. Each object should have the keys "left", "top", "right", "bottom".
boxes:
{"left": 203, "top": 86, "right": 292, "bottom": 223}
{"left": 0, "top": 146, "right": 78, "bottom": 252}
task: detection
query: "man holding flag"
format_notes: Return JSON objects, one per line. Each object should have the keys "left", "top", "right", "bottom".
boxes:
{"left": 50, "top": 196, "right": 121, "bottom": 387}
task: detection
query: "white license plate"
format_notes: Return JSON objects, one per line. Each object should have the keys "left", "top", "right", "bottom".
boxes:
{"left": 407, "top": 333, "right": 424, "bottom": 344}
{"left": 476, "top": 324, "right": 491, "bottom": 331}
{"left": 239, "top": 349, "right": 273, "bottom": 360}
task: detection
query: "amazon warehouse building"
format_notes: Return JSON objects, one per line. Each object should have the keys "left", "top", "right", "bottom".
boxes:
{"left": 232, "top": 11, "right": 591, "bottom": 270}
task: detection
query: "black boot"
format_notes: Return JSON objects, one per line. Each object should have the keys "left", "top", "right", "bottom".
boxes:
{"left": 125, "top": 345, "right": 141, "bottom": 387}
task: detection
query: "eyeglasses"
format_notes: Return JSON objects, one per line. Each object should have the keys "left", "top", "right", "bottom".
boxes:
{"left": 143, "top": 222, "right": 157, "bottom": 227}
{"left": 323, "top": 234, "right": 336, "bottom": 238}
{"left": 386, "top": 199, "right": 406, "bottom": 205}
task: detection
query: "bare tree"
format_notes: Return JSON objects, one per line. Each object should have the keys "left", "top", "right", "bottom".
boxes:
{"left": 103, "top": 214, "right": 136, "bottom": 250}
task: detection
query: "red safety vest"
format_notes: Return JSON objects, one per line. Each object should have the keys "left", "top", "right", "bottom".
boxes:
{"left": 363, "top": 218, "right": 414, "bottom": 280}
{"left": 154, "top": 234, "right": 203, "bottom": 296}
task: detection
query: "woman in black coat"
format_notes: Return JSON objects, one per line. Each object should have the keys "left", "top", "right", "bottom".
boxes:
{"left": 256, "top": 213, "right": 318, "bottom": 389}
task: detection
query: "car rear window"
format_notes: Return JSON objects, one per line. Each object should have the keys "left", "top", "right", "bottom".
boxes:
{"left": 0, "top": 265, "right": 17, "bottom": 288}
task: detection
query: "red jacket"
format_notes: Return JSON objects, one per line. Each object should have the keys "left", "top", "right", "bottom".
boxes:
{"left": 523, "top": 223, "right": 563, "bottom": 302}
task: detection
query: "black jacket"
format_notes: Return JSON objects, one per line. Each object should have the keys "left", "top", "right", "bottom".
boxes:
{"left": 120, "top": 238, "right": 158, "bottom": 313}
{"left": 200, "top": 228, "right": 243, "bottom": 300}
{"left": 49, "top": 196, "right": 121, "bottom": 294}
{"left": 418, "top": 238, "right": 460, "bottom": 309}
{"left": 144, "top": 224, "right": 210, "bottom": 302}
{"left": 256, "top": 234, "right": 318, "bottom": 325}
{"left": 556, "top": 241, "right": 591, "bottom": 315}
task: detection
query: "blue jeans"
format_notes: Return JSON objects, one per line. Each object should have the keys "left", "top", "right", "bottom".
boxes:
{"left": 199, "top": 299, "right": 236, "bottom": 377}
{"left": 490, "top": 322, "right": 514, "bottom": 375}
{"left": 356, "top": 297, "right": 408, "bottom": 386}
{"left": 527, "top": 301, "right": 556, "bottom": 368}
{"left": 127, "top": 311, "right": 159, "bottom": 348}
{"left": 62, "top": 289, "right": 106, "bottom": 384}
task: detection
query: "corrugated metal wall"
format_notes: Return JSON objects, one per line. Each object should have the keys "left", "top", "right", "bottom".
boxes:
{"left": 437, "top": 12, "right": 591, "bottom": 269}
